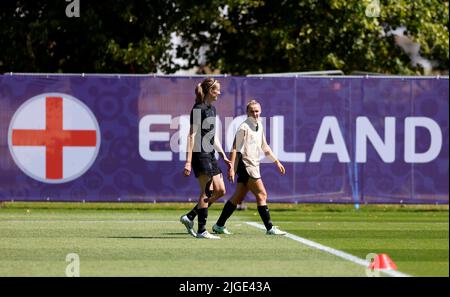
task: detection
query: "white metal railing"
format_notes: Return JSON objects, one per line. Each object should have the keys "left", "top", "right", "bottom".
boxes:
{"left": 3, "top": 72, "right": 448, "bottom": 79}
{"left": 3, "top": 72, "right": 229, "bottom": 78}
{"left": 247, "top": 70, "right": 344, "bottom": 76}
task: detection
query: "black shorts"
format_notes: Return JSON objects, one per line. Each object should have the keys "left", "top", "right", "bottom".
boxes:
{"left": 238, "top": 154, "right": 263, "bottom": 185}
{"left": 236, "top": 157, "right": 250, "bottom": 184}
{"left": 192, "top": 153, "right": 222, "bottom": 178}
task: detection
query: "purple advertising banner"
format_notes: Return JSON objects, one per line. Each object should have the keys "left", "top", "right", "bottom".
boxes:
{"left": 0, "top": 74, "right": 448, "bottom": 204}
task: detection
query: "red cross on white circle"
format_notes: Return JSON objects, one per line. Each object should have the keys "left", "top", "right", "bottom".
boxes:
{"left": 8, "top": 93, "right": 101, "bottom": 183}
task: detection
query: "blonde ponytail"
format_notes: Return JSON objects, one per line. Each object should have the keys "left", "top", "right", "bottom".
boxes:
{"left": 246, "top": 99, "right": 260, "bottom": 112}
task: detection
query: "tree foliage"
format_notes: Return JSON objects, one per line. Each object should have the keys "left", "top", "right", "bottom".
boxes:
{"left": 0, "top": 0, "right": 448, "bottom": 74}
{"left": 0, "top": 0, "right": 181, "bottom": 73}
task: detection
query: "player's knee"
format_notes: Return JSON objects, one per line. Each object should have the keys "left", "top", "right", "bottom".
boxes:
{"left": 215, "top": 187, "right": 226, "bottom": 198}
{"left": 257, "top": 192, "right": 267, "bottom": 202}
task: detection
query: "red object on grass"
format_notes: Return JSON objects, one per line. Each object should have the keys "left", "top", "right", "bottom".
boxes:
{"left": 368, "top": 253, "right": 398, "bottom": 270}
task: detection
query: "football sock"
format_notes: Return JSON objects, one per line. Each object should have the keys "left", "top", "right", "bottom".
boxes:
{"left": 257, "top": 205, "right": 273, "bottom": 231}
{"left": 197, "top": 207, "right": 208, "bottom": 233}
{"left": 186, "top": 205, "right": 197, "bottom": 221}
{"left": 216, "top": 200, "right": 237, "bottom": 227}
{"left": 186, "top": 202, "right": 212, "bottom": 221}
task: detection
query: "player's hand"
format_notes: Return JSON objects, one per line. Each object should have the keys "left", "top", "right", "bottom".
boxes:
{"left": 227, "top": 167, "right": 235, "bottom": 183}
{"left": 224, "top": 157, "right": 232, "bottom": 170}
{"left": 184, "top": 162, "right": 191, "bottom": 176}
{"left": 275, "top": 160, "right": 286, "bottom": 175}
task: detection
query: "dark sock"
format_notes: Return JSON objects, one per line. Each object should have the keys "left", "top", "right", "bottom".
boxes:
{"left": 216, "top": 200, "right": 237, "bottom": 227}
{"left": 186, "top": 205, "right": 198, "bottom": 221}
{"left": 197, "top": 207, "right": 208, "bottom": 233}
{"left": 205, "top": 179, "right": 213, "bottom": 198}
{"left": 257, "top": 205, "right": 273, "bottom": 231}
{"left": 186, "top": 202, "right": 212, "bottom": 221}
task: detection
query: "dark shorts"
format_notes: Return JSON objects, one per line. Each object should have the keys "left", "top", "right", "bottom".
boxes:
{"left": 236, "top": 154, "right": 261, "bottom": 185}
{"left": 236, "top": 157, "right": 250, "bottom": 184}
{"left": 192, "top": 153, "right": 222, "bottom": 178}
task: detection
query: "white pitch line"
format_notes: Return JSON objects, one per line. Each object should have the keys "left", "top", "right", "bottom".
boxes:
{"left": 245, "top": 221, "right": 410, "bottom": 277}
{"left": 0, "top": 219, "right": 177, "bottom": 223}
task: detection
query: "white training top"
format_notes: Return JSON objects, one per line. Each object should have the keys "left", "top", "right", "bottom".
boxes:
{"left": 234, "top": 117, "right": 270, "bottom": 179}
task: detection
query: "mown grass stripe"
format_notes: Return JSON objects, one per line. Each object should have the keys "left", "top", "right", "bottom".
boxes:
{"left": 245, "top": 221, "right": 410, "bottom": 277}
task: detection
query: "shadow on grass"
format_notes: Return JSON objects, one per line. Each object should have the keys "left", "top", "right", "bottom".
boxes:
{"left": 105, "top": 232, "right": 191, "bottom": 239}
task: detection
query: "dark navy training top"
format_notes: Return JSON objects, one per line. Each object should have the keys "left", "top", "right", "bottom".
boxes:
{"left": 190, "top": 102, "right": 216, "bottom": 154}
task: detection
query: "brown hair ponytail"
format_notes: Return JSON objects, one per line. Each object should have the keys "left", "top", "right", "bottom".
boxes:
{"left": 195, "top": 78, "right": 218, "bottom": 104}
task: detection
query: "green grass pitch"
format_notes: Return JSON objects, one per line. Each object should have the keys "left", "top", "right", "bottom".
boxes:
{"left": 0, "top": 202, "right": 447, "bottom": 277}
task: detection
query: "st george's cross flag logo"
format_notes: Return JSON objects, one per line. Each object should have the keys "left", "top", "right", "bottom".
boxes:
{"left": 8, "top": 93, "right": 101, "bottom": 184}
